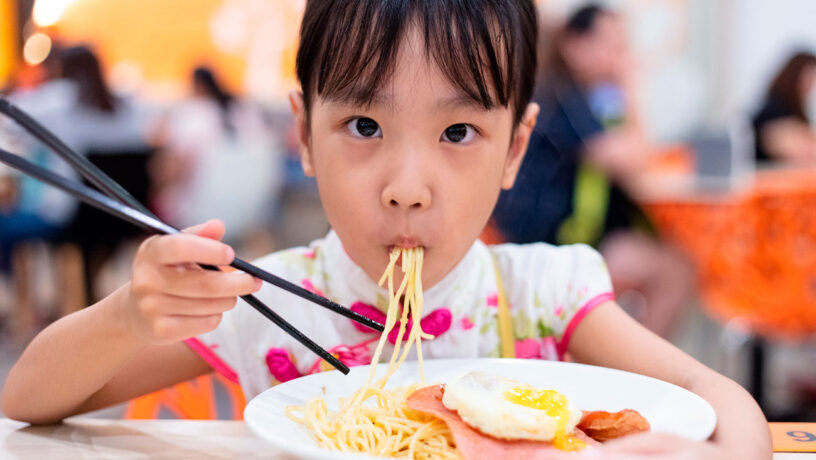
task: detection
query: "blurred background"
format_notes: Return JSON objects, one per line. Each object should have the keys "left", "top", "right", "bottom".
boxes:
{"left": 0, "top": 0, "right": 815, "bottom": 422}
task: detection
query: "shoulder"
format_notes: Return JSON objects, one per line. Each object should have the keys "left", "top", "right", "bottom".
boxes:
{"left": 490, "top": 242, "right": 603, "bottom": 274}
{"left": 489, "top": 242, "right": 611, "bottom": 302}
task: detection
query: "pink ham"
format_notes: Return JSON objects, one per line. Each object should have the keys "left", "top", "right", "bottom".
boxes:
{"left": 406, "top": 385, "right": 597, "bottom": 460}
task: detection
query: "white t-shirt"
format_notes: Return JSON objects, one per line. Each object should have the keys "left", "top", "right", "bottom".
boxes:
{"left": 188, "top": 231, "right": 614, "bottom": 399}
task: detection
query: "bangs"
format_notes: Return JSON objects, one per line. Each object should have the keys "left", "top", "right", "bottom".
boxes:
{"left": 296, "top": 0, "right": 537, "bottom": 124}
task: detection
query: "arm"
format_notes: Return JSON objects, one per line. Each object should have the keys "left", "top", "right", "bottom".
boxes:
{"left": 568, "top": 302, "right": 771, "bottom": 459}
{"left": 1, "top": 220, "right": 261, "bottom": 424}
{"left": 760, "top": 118, "right": 816, "bottom": 163}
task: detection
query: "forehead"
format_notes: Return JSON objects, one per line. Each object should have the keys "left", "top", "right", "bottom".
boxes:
{"left": 319, "top": 27, "right": 498, "bottom": 114}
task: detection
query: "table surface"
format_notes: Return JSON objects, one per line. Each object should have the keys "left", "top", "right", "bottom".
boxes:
{"left": 0, "top": 418, "right": 811, "bottom": 459}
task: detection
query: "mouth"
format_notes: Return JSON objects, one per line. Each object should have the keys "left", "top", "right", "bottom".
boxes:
{"left": 388, "top": 236, "right": 424, "bottom": 250}
{"left": 387, "top": 238, "right": 427, "bottom": 267}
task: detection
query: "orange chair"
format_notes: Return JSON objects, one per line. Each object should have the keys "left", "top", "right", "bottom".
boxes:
{"left": 644, "top": 169, "right": 816, "bottom": 339}
{"left": 125, "top": 373, "right": 246, "bottom": 420}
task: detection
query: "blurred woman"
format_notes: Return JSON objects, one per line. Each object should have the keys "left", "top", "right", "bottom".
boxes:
{"left": 752, "top": 51, "right": 816, "bottom": 163}
{"left": 151, "top": 66, "right": 281, "bottom": 243}
{"left": 492, "top": 4, "right": 693, "bottom": 337}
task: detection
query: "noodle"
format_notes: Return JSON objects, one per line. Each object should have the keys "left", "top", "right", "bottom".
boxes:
{"left": 286, "top": 247, "right": 460, "bottom": 459}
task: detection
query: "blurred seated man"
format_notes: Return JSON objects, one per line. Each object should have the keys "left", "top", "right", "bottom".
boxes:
{"left": 492, "top": 4, "right": 693, "bottom": 337}
{"left": 753, "top": 51, "right": 816, "bottom": 164}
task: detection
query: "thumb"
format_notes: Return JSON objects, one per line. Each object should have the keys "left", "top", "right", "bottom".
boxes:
{"left": 182, "top": 219, "right": 227, "bottom": 241}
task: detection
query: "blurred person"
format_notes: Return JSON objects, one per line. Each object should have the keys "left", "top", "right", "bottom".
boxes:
{"left": 151, "top": 66, "right": 282, "bottom": 244}
{"left": 492, "top": 4, "right": 693, "bottom": 337}
{"left": 752, "top": 51, "right": 816, "bottom": 163}
{"left": 0, "top": 43, "right": 74, "bottom": 275}
{"left": 2, "top": 45, "right": 155, "bottom": 308}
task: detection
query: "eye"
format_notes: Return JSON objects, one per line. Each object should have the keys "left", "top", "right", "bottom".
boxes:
{"left": 441, "top": 124, "right": 476, "bottom": 143}
{"left": 347, "top": 117, "right": 382, "bottom": 138}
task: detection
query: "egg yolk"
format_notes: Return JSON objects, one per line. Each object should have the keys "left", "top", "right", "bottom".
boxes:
{"left": 504, "top": 386, "right": 587, "bottom": 451}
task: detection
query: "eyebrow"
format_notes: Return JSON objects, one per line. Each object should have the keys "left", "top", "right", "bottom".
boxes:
{"left": 323, "top": 88, "right": 488, "bottom": 112}
{"left": 433, "top": 94, "right": 489, "bottom": 111}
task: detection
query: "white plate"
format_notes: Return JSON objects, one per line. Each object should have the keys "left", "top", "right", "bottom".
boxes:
{"left": 244, "top": 358, "right": 717, "bottom": 460}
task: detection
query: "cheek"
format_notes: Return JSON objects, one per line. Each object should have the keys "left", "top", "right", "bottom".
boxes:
{"left": 310, "top": 137, "right": 375, "bottom": 229}
{"left": 444, "top": 146, "right": 506, "bottom": 226}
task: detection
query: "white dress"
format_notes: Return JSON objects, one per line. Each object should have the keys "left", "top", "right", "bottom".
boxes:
{"left": 188, "top": 231, "right": 614, "bottom": 399}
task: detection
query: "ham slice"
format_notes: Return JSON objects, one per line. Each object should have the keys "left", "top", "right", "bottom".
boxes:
{"left": 406, "top": 385, "right": 598, "bottom": 460}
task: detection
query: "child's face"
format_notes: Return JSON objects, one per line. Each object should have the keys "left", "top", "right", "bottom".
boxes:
{"left": 291, "top": 29, "right": 538, "bottom": 288}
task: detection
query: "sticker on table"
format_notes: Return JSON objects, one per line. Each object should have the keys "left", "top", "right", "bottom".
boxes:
{"left": 770, "top": 423, "right": 816, "bottom": 452}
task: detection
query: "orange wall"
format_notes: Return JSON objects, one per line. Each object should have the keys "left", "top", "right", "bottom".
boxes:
{"left": 0, "top": 0, "right": 17, "bottom": 86}
{"left": 52, "top": 0, "right": 247, "bottom": 93}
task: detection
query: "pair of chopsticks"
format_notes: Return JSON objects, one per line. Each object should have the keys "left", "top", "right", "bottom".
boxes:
{"left": 0, "top": 98, "right": 384, "bottom": 374}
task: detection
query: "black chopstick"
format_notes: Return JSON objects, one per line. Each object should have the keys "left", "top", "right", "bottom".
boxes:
{"left": 0, "top": 98, "right": 383, "bottom": 334}
{"left": 0, "top": 148, "right": 356, "bottom": 374}
{"left": 0, "top": 98, "right": 138, "bottom": 214}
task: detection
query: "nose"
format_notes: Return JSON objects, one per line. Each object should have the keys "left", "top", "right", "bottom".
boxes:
{"left": 380, "top": 151, "right": 432, "bottom": 211}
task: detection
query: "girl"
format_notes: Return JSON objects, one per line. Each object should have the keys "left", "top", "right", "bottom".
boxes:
{"left": 2, "top": 1, "right": 770, "bottom": 459}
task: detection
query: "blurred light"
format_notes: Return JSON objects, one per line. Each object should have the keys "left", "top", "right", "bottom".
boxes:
{"left": 23, "top": 32, "right": 52, "bottom": 65}
{"left": 32, "top": 0, "right": 78, "bottom": 27}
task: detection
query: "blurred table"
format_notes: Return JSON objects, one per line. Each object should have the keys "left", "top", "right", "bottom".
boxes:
{"left": 0, "top": 418, "right": 808, "bottom": 459}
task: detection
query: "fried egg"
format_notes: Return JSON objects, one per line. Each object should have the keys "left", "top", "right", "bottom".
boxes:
{"left": 441, "top": 371, "right": 583, "bottom": 448}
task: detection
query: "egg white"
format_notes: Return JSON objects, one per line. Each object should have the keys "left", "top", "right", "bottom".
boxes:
{"left": 441, "top": 371, "right": 581, "bottom": 441}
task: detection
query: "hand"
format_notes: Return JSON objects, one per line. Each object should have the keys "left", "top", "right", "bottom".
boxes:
{"left": 123, "top": 219, "right": 262, "bottom": 345}
{"left": 554, "top": 433, "right": 726, "bottom": 460}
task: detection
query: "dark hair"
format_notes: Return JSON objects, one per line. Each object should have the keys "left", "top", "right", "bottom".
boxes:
{"left": 547, "top": 3, "right": 613, "bottom": 77}
{"left": 295, "top": 0, "right": 538, "bottom": 126}
{"left": 766, "top": 51, "right": 816, "bottom": 121}
{"left": 60, "top": 46, "right": 117, "bottom": 112}
{"left": 193, "top": 66, "right": 235, "bottom": 132}
{"left": 564, "top": 3, "right": 608, "bottom": 35}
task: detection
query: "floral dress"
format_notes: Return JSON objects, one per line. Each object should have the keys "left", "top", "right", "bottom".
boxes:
{"left": 186, "top": 230, "right": 614, "bottom": 399}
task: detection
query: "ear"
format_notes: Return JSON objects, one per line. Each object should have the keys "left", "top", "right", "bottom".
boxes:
{"left": 501, "top": 102, "right": 539, "bottom": 189}
{"left": 288, "top": 90, "right": 315, "bottom": 177}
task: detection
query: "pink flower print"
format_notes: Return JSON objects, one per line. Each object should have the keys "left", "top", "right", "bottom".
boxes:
{"left": 266, "top": 348, "right": 302, "bottom": 383}
{"left": 419, "top": 308, "right": 452, "bottom": 338}
{"left": 460, "top": 316, "right": 475, "bottom": 330}
{"left": 301, "top": 278, "right": 325, "bottom": 297}
{"left": 540, "top": 337, "right": 559, "bottom": 361}
{"left": 487, "top": 293, "right": 499, "bottom": 307}
{"left": 308, "top": 337, "right": 380, "bottom": 374}
{"left": 387, "top": 319, "right": 413, "bottom": 344}
{"left": 514, "top": 338, "right": 541, "bottom": 359}
{"left": 349, "top": 302, "right": 452, "bottom": 343}
{"left": 389, "top": 308, "right": 452, "bottom": 343}
{"left": 554, "top": 304, "right": 564, "bottom": 316}
{"left": 303, "top": 249, "right": 317, "bottom": 259}
{"left": 350, "top": 302, "right": 386, "bottom": 333}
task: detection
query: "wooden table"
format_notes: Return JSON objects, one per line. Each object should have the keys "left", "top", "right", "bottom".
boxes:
{"left": 0, "top": 418, "right": 810, "bottom": 459}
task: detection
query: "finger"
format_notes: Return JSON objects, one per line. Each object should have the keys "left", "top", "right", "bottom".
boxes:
{"left": 183, "top": 219, "right": 226, "bottom": 241}
{"left": 154, "top": 314, "right": 225, "bottom": 340}
{"left": 162, "top": 295, "right": 240, "bottom": 316}
{"left": 159, "top": 268, "right": 262, "bottom": 298}
{"left": 144, "top": 233, "right": 235, "bottom": 266}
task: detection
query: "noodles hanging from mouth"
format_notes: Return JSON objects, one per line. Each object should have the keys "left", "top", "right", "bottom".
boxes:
{"left": 285, "top": 247, "right": 460, "bottom": 459}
